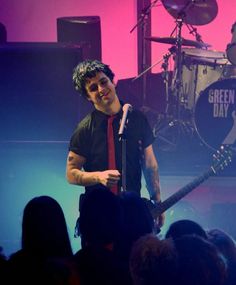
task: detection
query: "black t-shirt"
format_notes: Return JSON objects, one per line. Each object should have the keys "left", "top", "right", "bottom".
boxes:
{"left": 69, "top": 107, "right": 154, "bottom": 195}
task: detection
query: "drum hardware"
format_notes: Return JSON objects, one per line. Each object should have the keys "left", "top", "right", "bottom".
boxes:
{"left": 152, "top": 46, "right": 198, "bottom": 150}
{"left": 130, "top": 0, "right": 160, "bottom": 34}
{"left": 161, "top": 46, "right": 176, "bottom": 115}
{"left": 165, "top": 0, "right": 213, "bottom": 118}
{"left": 184, "top": 22, "right": 210, "bottom": 48}
{"left": 148, "top": 0, "right": 219, "bottom": 150}
{"left": 161, "top": 0, "right": 218, "bottom": 26}
{"left": 130, "top": 0, "right": 160, "bottom": 106}
{"left": 136, "top": 0, "right": 212, "bottom": 110}
{"left": 145, "top": 36, "right": 210, "bottom": 49}
{"left": 132, "top": 45, "right": 176, "bottom": 125}
{"left": 132, "top": 52, "right": 169, "bottom": 82}
{"left": 185, "top": 23, "right": 203, "bottom": 43}
{"left": 169, "top": 16, "right": 191, "bottom": 122}
{"left": 153, "top": 115, "right": 196, "bottom": 151}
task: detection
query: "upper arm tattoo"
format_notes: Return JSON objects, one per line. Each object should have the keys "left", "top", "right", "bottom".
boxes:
{"left": 68, "top": 156, "right": 74, "bottom": 162}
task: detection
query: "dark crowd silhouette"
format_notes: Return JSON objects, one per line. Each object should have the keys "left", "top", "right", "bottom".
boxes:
{"left": 1, "top": 189, "right": 236, "bottom": 285}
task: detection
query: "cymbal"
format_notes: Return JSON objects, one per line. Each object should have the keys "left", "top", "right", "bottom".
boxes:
{"left": 145, "top": 36, "right": 211, "bottom": 48}
{"left": 161, "top": 0, "right": 218, "bottom": 26}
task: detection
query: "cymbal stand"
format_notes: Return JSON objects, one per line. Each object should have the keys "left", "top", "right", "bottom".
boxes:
{"left": 167, "top": 1, "right": 197, "bottom": 119}
{"left": 132, "top": 46, "right": 174, "bottom": 81}
{"left": 161, "top": 46, "right": 176, "bottom": 115}
{"left": 171, "top": 17, "right": 185, "bottom": 121}
{"left": 153, "top": 17, "right": 194, "bottom": 150}
{"left": 185, "top": 23, "right": 205, "bottom": 46}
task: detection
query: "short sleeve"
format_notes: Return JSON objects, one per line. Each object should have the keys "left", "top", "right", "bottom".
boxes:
{"left": 139, "top": 111, "right": 155, "bottom": 148}
{"left": 68, "top": 118, "right": 91, "bottom": 158}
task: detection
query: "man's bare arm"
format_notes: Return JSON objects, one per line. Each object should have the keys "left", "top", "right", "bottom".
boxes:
{"left": 66, "top": 151, "right": 120, "bottom": 187}
{"left": 142, "top": 145, "right": 161, "bottom": 202}
{"left": 142, "top": 145, "right": 165, "bottom": 227}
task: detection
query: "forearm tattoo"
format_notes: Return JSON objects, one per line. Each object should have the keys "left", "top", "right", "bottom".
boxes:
{"left": 68, "top": 155, "right": 83, "bottom": 184}
{"left": 72, "top": 172, "right": 84, "bottom": 185}
{"left": 145, "top": 167, "right": 161, "bottom": 201}
{"left": 68, "top": 155, "right": 99, "bottom": 185}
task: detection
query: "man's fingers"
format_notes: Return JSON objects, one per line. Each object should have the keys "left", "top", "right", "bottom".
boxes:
{"left": 108, "top": 171, "right": 120, "bottom": 179}
{"left": 108, "top": 177, "right": 120, "bottom": 184}
{"left": 108, "top": 175, "right": 120, "bottom": 180}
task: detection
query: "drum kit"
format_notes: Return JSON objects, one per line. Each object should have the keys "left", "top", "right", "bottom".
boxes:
{"left": 148, "top": 0, "right": 236, "bottom": 151}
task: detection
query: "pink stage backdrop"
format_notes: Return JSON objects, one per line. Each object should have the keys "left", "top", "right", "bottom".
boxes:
{"left": 0, "top": 0, "right": 235, "bottom": 80}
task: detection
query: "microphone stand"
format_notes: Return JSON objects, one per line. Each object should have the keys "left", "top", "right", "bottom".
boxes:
{"left": 120, "top": 132, "right": 127, "bottom": 192}
{"left": 130, "top": 0, "right": 159, "bottom": 34}
{"left": 119, "top": 104, "right": 132, "bottom": 192}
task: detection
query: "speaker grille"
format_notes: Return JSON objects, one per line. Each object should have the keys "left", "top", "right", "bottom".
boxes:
{"left": 57, "top": 16, "right": 102, "bottom": 61}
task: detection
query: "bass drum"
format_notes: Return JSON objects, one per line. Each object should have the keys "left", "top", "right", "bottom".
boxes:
{"left": 174, "top": 48, "right": 230, "bottom": 110}
{"left": 194, "top": 78, "right": 236, "bottom": 150}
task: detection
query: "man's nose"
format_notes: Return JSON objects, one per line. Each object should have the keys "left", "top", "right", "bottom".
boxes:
{"left": 98, "top": 84, "right": 105, "bottom": 93}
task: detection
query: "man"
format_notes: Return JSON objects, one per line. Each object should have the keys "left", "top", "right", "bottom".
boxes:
{"left": 66, "top": 59, "right": 164, "bottom": 227}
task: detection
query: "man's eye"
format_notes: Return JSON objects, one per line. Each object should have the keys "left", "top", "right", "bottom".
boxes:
{"left": 90, "top": 85, "right": 98, "bottom": 92}
{"left": 100, "top": 79, "right": 108, "bottom": 86}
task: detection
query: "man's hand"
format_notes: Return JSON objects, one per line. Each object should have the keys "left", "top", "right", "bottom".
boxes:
{"left": 66, "top": 151, "right": 121, "bottom": 187}
{"left": 98, "top": 170, "right": 121, "bottom": 188}
{"left": 155, "top": 212, "right": 165, "bottom": 228}
{"left": 150, "top": 200, "right": 165, "bottom": 230}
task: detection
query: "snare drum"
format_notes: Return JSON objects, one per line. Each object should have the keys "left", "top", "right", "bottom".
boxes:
{"left": 194, "top": 78, "right": 236, "bottom": 150}
{"left": 177, "top": 48, "right": 229, "bottom": 110}
{"left": 226, "top": 22, "right": 236, "bottom": 65}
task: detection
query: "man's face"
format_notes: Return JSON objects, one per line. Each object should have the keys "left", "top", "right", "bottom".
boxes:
{"left": 85, "top": 71, "right": 117, "bottom": 111}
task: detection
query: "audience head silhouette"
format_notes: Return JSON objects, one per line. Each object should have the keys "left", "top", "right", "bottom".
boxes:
{"left": 79, "top": 188, "right": 122, "bottom": 247}
{"left": 115, "top": 191, "right": 154, "bottom": 261}
{"left": 207, "top": 228, "right": 236, "bottom": 285}
{"left": 174, "top": 235, "right": 226, "bottom": 285}
{"left": 165, "top": 219, "right": 207, "bottom": 240}
{"left": 207, "top": 228, "right": 236, "bottom": 262}
{"left": 22, "top": 195, "right": 72, "bottom": 257}
{"left": 8, "top": 196, "right": 77, "bottom": 285}
{"left": 120, "top": 192, "right": 154, "bottom": 238}
{"left": 130, "top": 234, "right": 178, "bottom": 285}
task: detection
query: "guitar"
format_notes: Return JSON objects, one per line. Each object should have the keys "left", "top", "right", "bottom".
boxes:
{"left": 145, "top": 145, "right": 234, "bottom": 221}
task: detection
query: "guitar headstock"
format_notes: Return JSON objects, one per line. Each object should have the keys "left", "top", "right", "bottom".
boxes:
{"left": 211, "top": 145, "right": 233, "bottom": 174}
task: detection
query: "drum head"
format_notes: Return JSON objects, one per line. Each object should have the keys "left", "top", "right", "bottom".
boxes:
{"left": 194, "top": 78, "right": 236, "bottom": 150}
{"left": 182, "top": 48, "right": 228, "bottom": 65}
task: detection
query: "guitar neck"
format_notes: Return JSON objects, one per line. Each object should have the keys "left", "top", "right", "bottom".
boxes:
{"left": 153, "top": 167, "right": 214, "bottom": 217}
{"left": 148, "top": 145, "right": 233, "bottom": 219}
